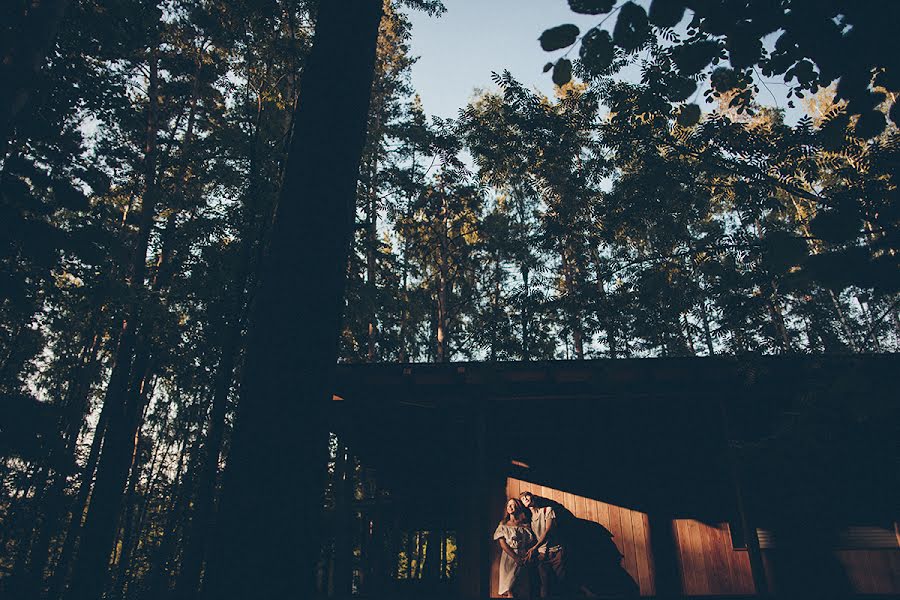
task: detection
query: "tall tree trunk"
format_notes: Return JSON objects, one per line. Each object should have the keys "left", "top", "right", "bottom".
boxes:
{"left": 435, "top": 189, "right": 449, "bottom": 363}
{"left": 765, "top": 283, "right": 793, "bottom": 353}
{"left": 366, "top": 149, "right": 379, "bottom": 362}
{"left": 590, "top": 248, "right": 616, "bottom": 358}
{"left": 174, "top": 93, "right": 270, "bottom": 598}
{"left": 109, "top": 426, "right": 145, "bottom": 600}
{"left": 490, "top": 257, "right": 502, "bottom": 361}
{"left": 201, "top": 3, "right": 383, "bottom": 599}
{"left": 681, "top": 313, "right": 696, "bottom": 356}
{"left": 13, "top": 327, "right": 103, "bottom": 598}
{"left": 699, "top": 301, "right": 716, "bottom": 355}
{"left": 46, "top": 398, "right": 110, "bottom": 600}
{"left": 561, "top": 245, "right": 584, "bottom": 359}
{"left": 65, "top": 42, "right": 161, "bottom": 600}
{"left": 142, "top": 439, "right": 192, "bottom": 600}
{"left": 520, "top": 265, "right": 530, "bottom": 361}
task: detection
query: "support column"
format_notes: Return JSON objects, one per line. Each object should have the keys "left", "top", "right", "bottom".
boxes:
{"left": 719, "top": 397, "right": 769, "bottom": 596}
{"left": 457, "top": 402, "right": 504, "bottom": 600}
{"left": 333, "top": 444, "right": 354, "bottom": 598}
{"left": 646, "top": 512, "right": 682, "bottom": 598}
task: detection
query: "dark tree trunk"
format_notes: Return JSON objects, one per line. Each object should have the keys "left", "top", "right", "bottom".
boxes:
{"left": 366, "top": 154, "right": 379, "bottom": 362}
{"left": 765, "top": 282, "right": 793, "bottom": 353}
{"left": 174, "top": 93, "right": 269, "bottom": 600}
{"left": 560, "top": 245, "right": 584, "bottom": 359}
{"left": 46, "top": 398, "right": 110, "bottom": 600}
{"left": 331, "top": 445, "right": 354, "bottom": 597}
{"left": 142, "top": 439, "right": 192, "bottom": 600}
{"left": 436, "top": 190, "right": 450, "bottom": 363}
{"left": 13, "top": 328, "right": 103, "bottom": 598}
{"left": 171, "top": 331, "right": 237, "bottom": 599}
{"left": 65, "top": 43, "right": 160, "bottom": 600}
{"left": 109, "top": 429, "right": 145, "bottom": 600}
{"left": 201, "top": 3, "right": 383, "bottom": 599}
{"left": 520, "top": 265, "right": 530, "bottom": 360}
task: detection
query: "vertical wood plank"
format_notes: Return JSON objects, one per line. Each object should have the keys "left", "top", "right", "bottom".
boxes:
{"left": 735, "top": 548, "right": 755, "bottom": 593}
{"left": 868, "top": 550, "right": 892, "bottom": 594}
{"left": 761, "top": 552, "right": 776, "bottom": 595}
{"left": 573, "top": 492, "right": 586, "bottom": 520}
{"left": 678, "top": 519, "right": 703, "bottom": 596}
{"left": 692, "top": 520, "right": 710, "bottom": 595}
{"left": 620, "top": 508, "right": 638, "bottom": 586}
{"left": 608, "top": 504, "right": 623, "bottom": 560}
{"left": 631, "top": 510, "right": 651, "bottom": 595}
{"left": 697, "top": 522, "right": 716, "bottom": 593}
{"left": 596, "top": 500, "right": 610, "bottom": 530}
{"left": 671, "top": 520, "right": 685, "bottom": 595}
{"left": 642, "top": 513, "right": 656, "bottom": 596}
{"left": 886, "top": 550, "right": 900, "bottom": 591}
{"left": 721, "top": 525, "right": 744, "bottom": 593}
{"left": 712, "top": 522, "right": 731, "bottom": 593}
{"left": 707, "top": 523, "right": 727, "bottom": 593}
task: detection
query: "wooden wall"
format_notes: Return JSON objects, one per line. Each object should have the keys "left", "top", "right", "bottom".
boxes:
{"left": 672, "top": 519, "right": 754, "bottom": 595}
{"left": 832, "top": 550, "right": 900, "bottom": 593}
{"left": 759, "top": 550, "right": 900, "bottom": 594}
{"left": 493, "top": 478, "right": 656, "bottom": 597}
{"left": 492, "top": 478, "right": 900, "bottom": 597}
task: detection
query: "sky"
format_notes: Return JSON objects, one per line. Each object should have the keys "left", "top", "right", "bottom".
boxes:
{"left": 405, "top": 0, "right": 610, "bottom": 119}
{"left": 404, "top": 0, "right": 803, "bottom": 123}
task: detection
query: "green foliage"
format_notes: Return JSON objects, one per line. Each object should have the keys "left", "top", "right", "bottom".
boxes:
{"left": 569, "top": 0, "right": 615, "bottom": 15}
{"left": 539, "top": 24, "right": 580, "bottom": 52}
{"left": 612, "top": 2, "right": 650, "bottom": 53}
{"left": 541, "top": 0, "right": 900, "bottom": 135}
{"left": 552, "top": 59, "right": 574, "bottom": 86}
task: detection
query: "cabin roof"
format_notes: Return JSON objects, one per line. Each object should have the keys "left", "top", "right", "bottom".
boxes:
{"left": 329, "top": 355, "right": 899, "bottom": 526}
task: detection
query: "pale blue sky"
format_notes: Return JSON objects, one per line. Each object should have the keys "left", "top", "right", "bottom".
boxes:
{"left": 405, "top": 0, "right": 801, "bottom": 122}
{"left": 406, "top": 0, "right": 610, "bottom": 118}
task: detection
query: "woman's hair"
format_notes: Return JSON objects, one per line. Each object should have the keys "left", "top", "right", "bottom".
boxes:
{"left": 502, "top": 497, "right": 528, "bottom": 525}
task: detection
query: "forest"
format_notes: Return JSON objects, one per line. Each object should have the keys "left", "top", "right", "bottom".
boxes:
{"left": 0, "top": 0, "right": 897, "bottom": 598}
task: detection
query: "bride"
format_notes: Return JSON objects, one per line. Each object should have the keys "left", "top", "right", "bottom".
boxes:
{"left": 493, "top": 497, "right": 536, "bottom": 598}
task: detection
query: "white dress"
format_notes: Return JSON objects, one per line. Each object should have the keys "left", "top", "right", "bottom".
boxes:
{"left": 493, "top": 522, "right": 536, "bottom": 596}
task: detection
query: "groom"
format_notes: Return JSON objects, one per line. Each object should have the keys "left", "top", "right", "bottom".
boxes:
{"left": 520, "top": 491, "right": 568, "bottom": 597}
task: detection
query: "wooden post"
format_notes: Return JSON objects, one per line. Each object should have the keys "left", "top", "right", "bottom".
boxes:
{"left": 457, "top": 401, "right": 502, "bottom": 600}
{"left": 333, "top": 444, "right": 354, "bottom": 598}
{"left": 646, "top": 512, "right": 682, "bottom": 598}
{"left": 718, "top": 397, "right": 769, "bottom": 596}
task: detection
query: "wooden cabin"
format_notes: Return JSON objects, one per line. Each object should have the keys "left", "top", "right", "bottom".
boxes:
{"left": 324, "top": 355, "right": 900, "bottom": 598}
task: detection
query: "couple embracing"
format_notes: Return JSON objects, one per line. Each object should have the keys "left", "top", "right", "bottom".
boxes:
{"left": 493, "top": 491, "right": 566, "bottom": 598}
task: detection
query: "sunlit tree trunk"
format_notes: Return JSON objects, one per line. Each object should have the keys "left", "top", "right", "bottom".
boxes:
{"left": 201, "top": 2, "right": 382, "bottom": 598}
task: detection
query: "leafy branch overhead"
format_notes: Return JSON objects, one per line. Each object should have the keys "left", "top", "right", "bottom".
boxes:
{"left": 540, "top": 0, "right": 900, "bottom": 138}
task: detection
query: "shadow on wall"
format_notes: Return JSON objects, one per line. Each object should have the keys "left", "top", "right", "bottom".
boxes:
{"left": 533, "top": 495, "right": 639, "bottom": 597}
